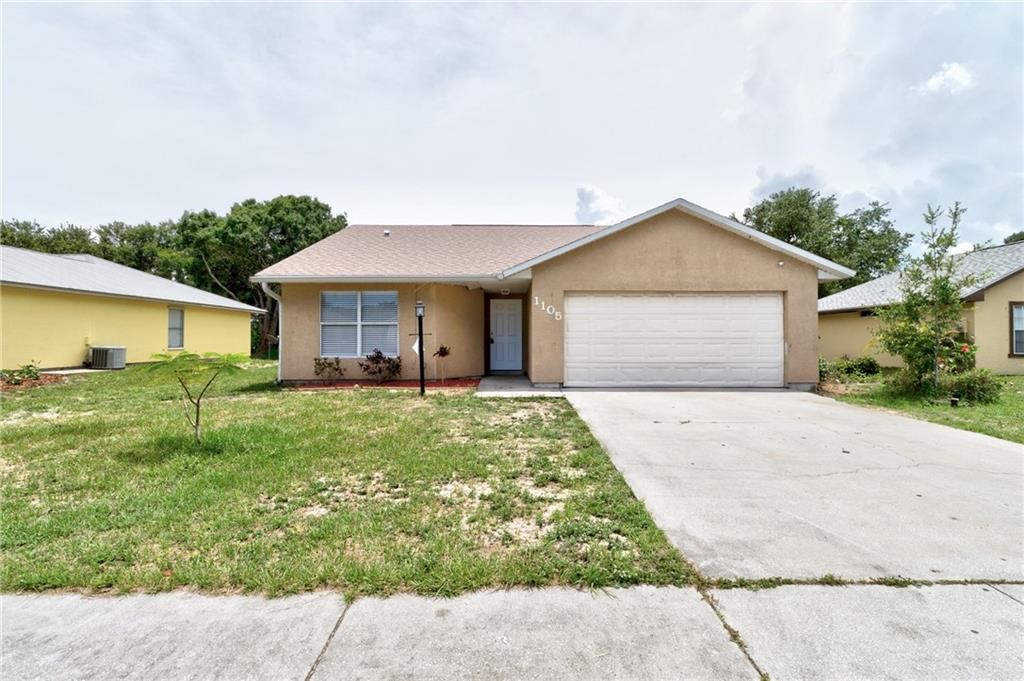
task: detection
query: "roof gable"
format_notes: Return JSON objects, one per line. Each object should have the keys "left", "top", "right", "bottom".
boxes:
{"left": 497, "top": 198, "right": 856, "bottom": 282}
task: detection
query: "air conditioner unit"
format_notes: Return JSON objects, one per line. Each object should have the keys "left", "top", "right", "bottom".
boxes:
{"left": 90, "top": 346, "right": 127, "bottom": 370}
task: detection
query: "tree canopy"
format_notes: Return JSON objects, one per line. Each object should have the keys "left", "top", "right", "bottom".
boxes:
{"left": 1, "top": 195, "right": 347, "bottom": 354}
{"left": 1004, "top": 230, "right": 1024, "bottom": 245}
{"left": 179, "top": 196, "right": 347, "bottom": 354}
{"left": 740, "top": 188, "right": 913, "bottom": 296}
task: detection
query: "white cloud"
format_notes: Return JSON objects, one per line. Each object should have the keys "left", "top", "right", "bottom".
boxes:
{"left": 574, "top": 186, "right": 626, "bottom": 225}
{"left": 950, "top": 241, "right": 975, "bottom": 255}
{"left": 1, "top": 2, "right": 1019, "bottom": 250}
{"left": 750, "top": 166, "right": 825, "bottom": 202}
{"left": 916, "top": 62, "right": 976, "bottom": 94}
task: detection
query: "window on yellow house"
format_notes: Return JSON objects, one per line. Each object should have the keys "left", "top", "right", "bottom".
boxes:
{"left": 168, "top": 308, "right": 184, "bottom": 349}
{"left": 1012, "top": 302, "right": 1024, "bottom": 356}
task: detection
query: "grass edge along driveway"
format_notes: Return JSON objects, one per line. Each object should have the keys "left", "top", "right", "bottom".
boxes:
{"left": 831, "top": 375, "right": 1024, "bottom": 445}
{"left": 0, "top": 363, "right": 692, "bottom": 598}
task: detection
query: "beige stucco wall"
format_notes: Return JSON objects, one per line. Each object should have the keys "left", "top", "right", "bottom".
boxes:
{"left": 527, "top": 209, "right": 822, "bottom": 385}
{"left": 280, "top": 282, "right": 484, "bottom": 382}
{"left": 970, "top": 271, "right": 1023, "bottom": 375}
{"left": 818, "top": 271, "right": 1023, "bottom": 375}
{"left": 817, "top": 312, "right": 902, "bottom": 367}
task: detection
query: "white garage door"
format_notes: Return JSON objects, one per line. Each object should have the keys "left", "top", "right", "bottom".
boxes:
{"left": 564, "top": 293, "right": 784, "bottom": 387}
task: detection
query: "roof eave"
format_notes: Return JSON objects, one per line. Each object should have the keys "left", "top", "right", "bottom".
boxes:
{"left": 0, "top": 281, "right": 265, "bottom": 314}
{"left": 249, "top": 274, "right": 502, "bottom": 284}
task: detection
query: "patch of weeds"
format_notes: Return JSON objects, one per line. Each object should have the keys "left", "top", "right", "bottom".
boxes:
{"left": 868, "top": 575, "right": 929, "bottom": 588}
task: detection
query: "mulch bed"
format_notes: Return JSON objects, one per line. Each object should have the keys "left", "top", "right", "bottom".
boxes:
{"left": 287, "top": 377, "right": 481, "bottom": 391}
{"left": 0, "top": 374, "right": 65, "bottom": 391}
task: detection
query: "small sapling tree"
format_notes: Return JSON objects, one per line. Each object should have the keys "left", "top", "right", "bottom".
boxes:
{"left": 874, "top": 203, "right": 981, "bottom": 395}
{"left": 150, "top": 351, "right": 247, "bottom": 443}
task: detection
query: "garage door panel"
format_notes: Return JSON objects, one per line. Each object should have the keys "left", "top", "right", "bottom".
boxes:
{"left": 564, "top": 293, "right": 784, "bottom": 388}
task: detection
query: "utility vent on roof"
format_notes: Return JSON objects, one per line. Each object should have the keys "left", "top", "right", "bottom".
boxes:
{"left": 90, "top": 346, "right": 126, "bottom": 370}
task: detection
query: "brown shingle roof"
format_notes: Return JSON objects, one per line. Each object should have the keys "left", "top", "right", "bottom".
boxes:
{"left": 253, "top": 224, "right": 601, "bottom": 280}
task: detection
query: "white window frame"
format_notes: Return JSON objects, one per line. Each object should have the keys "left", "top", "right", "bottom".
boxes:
{"left": 168, "top": 308, "right": 185, "bottom": 349}
{"left": 1012, "top": 302, "right": 1024, "bottom": 357}
{"left": 319, "top": 291, "right": 399, "bottom": 358}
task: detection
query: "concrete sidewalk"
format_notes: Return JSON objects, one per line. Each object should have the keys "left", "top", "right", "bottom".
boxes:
{"left": 4, "top": 584, "right": 1023, "bottom": 680}
{"left": 2, "top": 587, "right": 755, "bottom": 681}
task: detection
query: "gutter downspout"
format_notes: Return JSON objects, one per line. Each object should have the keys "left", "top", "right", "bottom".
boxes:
{"left": 261, "top": 281, "right": 283, "bottom": 384}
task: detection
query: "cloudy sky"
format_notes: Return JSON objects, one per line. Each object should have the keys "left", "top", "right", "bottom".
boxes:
{"left": 2, "top": 2, "right": 1021, "bottom": 248}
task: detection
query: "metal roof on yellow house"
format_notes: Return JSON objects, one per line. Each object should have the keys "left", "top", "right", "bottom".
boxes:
{"left": 0, "top": 246, "right": 264, "bottom": 313}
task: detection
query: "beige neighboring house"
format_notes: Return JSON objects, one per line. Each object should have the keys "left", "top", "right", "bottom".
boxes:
{"left": 818, "top": 240, "right": 1024, "bottom": 375}
{"left": 252, "top": 197, "right": 854, "bottom": 388}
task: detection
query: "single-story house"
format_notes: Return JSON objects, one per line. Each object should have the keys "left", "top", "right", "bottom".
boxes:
{"left": 252, "top": 197, "right": 853, "bottom": 389}
{"left": 818, "top": 240, "right": 1024, "bottom": 375}
{"left": 0, "top": 246, "right": 263, "bottom": 370}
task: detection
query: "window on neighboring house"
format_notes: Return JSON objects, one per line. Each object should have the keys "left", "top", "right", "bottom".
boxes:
{"left": 1012, "top": 303, "right": 1024, "bottom": 356}
{"left": 320, "top": 291, "right": 398, "bottom": 357}
{"left": 168, "top": 308, "right": 184, "bottom": 349}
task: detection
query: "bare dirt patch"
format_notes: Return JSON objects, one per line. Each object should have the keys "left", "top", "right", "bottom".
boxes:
{"left": 317, "top": 472, "right": 409, "bottom": 504}
{"left": 296, "top": 505, "right": 330, "bottom": 519}
{"left": 437, "top": 480, "right": 493, "bottom": 503}
{"left": 1, "top": 409, "right": 63, "bottom": 426}
{"left": 490, "top": 402, "right": 562, "bottom": 426}
{"left": 0, "top": 374, "right": 64, "bottom": 391}
{"left": 516, "top": 477, "right": 571, "bottom": 501}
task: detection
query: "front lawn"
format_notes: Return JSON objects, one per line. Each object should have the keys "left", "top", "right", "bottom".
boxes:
{"left": 0, "top": 363, "right": 690, "bottom": 597}
{"left": 833, "top": 375, "right": 1024, "bottom": 444}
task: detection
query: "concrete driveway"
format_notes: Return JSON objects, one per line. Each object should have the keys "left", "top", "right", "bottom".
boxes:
{"left": 566, "top": 390, "right": 1023, "bottom": 581}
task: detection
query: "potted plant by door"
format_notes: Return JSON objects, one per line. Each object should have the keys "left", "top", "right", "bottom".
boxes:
{"left": 433, "top": 345, "right": 451, "bottom": 384}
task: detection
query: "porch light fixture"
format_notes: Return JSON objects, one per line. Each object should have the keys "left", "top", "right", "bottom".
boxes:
{"left": 415, "top": 301, "right": 426, "bottom": 395}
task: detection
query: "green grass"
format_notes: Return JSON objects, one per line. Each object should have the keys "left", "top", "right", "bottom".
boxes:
{"left": 834, "top": 375, "right": 1024, "bottom": 444}
{"left": 0, "top": 363, "right": 691, "bottom": 597}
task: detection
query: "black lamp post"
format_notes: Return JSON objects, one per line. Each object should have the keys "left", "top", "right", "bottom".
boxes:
{"left": 415, "top": 301, "right": 426, "bottom": 395}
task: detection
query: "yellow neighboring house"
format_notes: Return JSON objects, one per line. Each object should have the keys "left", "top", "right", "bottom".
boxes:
{"left": 818, "top": 241, "right": 1024, "bottom": 375}
{"left": 0, "top": 246, "right": 263, "bottom": 370}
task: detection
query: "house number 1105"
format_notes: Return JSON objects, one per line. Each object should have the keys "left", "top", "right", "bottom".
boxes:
{"left": 534, "top": 296, "right": 563, "bottom": 320}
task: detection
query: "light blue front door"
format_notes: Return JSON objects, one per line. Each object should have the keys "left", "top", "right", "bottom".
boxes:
{"left": 490, "top": 298, "right": 522, "bottom": 371}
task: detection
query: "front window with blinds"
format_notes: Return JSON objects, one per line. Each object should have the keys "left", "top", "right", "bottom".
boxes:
{"left": 1013, "top": 303, "right": 1024, "bottom": 356}
{"left": 321, "top": 291, "right": 399, "bottom": 357}
{"left": 168, "top": 308, "right": 184, "bottom": 349}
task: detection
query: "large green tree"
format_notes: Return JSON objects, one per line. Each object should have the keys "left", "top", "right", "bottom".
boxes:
{"left": 1, "top": 219, "right": 183, "bottom": 278}
{"left": 3, "top": 194, "right": 346, "bottom": 356}
{"left": 0, "top": 220, "right": 48, "bottom": 250}
{"left": 177, "top": 195, "right": 347, "bottom": 355}
{"left": 741, "top": 188, "right": 913, "bottom": 295}
{"left": 1004, "top": 230, "right": 1024, "bottom": 245}
{"left": 94, "top": 220, "right": 186, "bottom": 279}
